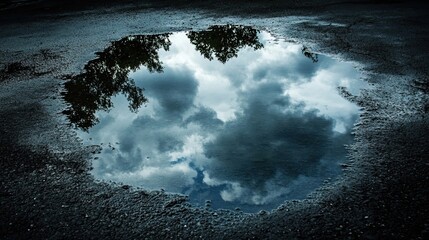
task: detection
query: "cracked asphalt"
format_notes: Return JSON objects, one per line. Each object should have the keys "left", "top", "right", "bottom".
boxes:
{"left": 0, "top": 0, "right": 428, "bottom": 239}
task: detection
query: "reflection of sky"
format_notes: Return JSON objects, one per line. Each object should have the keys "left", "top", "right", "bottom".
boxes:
{"left": 81, "top": 31, "right": 368, "bottom": 212}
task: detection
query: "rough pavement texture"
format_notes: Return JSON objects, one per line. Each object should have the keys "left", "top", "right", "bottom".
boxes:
{"left": 1, "top": 1, "right": 428, "bottom": 239}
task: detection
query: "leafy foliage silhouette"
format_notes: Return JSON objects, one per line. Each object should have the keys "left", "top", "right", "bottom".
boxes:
{"left": 187, "top": 25, "right": 263, "bottom": 63}
{"left": 62, "top": 25, "right": 264, "bottom": 130}
{"left": 62, "top": 34, "right": 171, "bottom": 131}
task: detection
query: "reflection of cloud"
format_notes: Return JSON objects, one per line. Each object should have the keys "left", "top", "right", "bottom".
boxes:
{"left": 85, "top": 30, "right": 364, "bottom": 209}
{"left": 202, "top": 81, "right": 343, "bottom": 204}
{"left": 250, "top": 47, "right": 320, "bottom": 83}
{"left": 287, "top": 61, "right": 362, "bottom": 132}
{"left": 137, "top": 67, "right": 198, "bottom": 116}
{"left": 101, "top": 162, "right": 198, "bottom": 193}
{"left": 91, "top": 90, "right": 214, "bottom": 193}
{"left": 184, "top": 106, "right": 223, "bottom": 130}
{"left": 219, "top": 174, "right": 323, "bottom": 205}
{"left": 91, "top": 112, "right": 203, "bottom": 192}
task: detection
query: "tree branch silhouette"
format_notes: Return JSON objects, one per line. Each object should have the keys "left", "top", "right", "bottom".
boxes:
{"left": 62, "top": 34, "right": 171, "bottom": 131}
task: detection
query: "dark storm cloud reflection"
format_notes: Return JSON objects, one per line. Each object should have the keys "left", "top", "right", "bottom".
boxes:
{"left": 203, "top": 82, "right": 354, "bottom": 206}
{"left": 141, "top": 68, "right": 198, "bottom": 116}
{"left": 66, "top": 26, "right": 368, "bottom": 212}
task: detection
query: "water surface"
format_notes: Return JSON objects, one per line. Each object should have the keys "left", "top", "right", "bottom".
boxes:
{"left": 62, "top": 25, "right": 367, "bottom": 212}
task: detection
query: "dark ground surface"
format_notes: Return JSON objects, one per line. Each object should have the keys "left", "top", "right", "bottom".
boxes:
{"left": 1, "top": 0, "right": 428, "bottom": 239}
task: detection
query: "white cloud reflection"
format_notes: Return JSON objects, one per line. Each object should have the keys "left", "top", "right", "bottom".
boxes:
{"left": 81, "top": 31, "right": 367, "bottom": 211}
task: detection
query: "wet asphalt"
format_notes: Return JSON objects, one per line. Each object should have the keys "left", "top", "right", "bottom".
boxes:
{"left": 0, "top": 1, "right": 428, "bottom": 239}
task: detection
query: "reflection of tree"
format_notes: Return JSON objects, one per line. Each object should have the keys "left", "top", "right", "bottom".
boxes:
{"left": 187, "top": 25, "right": 263, "bottom": 63}
{"left": 62, "top": 34, "right": 171, "bottom": 131}
{"left": 62, "top": 26, "right": 263, "bottom": 130}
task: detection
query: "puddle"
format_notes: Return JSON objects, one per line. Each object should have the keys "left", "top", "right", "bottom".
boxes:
{"left": 62, "top": 25, "right": 368, "bottom": 212}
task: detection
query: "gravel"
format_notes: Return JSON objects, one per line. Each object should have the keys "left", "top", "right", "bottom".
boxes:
{"left": 1, "top": 1, "right": 428, "bottom": 239}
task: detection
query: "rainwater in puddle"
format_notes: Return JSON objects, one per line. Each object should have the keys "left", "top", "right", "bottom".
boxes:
{"left": 62, "top": 25, "right": 368, "bottom": 212}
